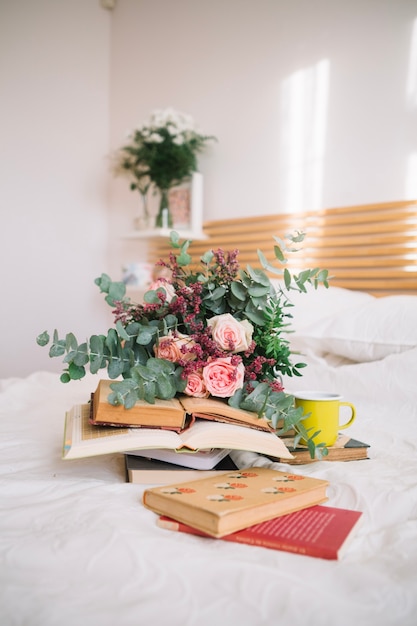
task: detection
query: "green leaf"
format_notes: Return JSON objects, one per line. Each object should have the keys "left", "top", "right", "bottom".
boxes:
{"left": 288, "top": 230, "right": 305, "bottom": 244}
{"left": 49, "top": 338, "right": 65, "bottom": 358}
{"left": 36, "top": 331, "right": 50, "bottom": 347}
{"left": 170, "top": 231, "right": 181, "bottom": 247}
{"left": 246, "top": 265, "right": 270, "bottom": 286}
{"left": 89, "top": 335, "right": 105, "bottom": 374}
{"left": 65, "top": 333, "right": 78, "bottom": 352}
{"left": 248, "top": 283, "right": 270, "bottom": 297}
{"left": 108, "top": 281, "right": 126, "bottom": 303}
{"left": 230, "top": 281, "right": 247, "bottom": 301}
{"left": 136, "top": 327, "right": 155, "bottom": 345}
{"left": 105, "top": 328, "right": 119, "bottom": 353}
{"left": 283, "top": 268, "right": 291, "bottom": 289}
{"left": 115, "top": 320, "right": 130, "bottom": 341}
{"left": 257, "top": 249, "right": 269, "bottom": 270}
{"left": 244, "top": 301, "right": 266, "bottom": 326}
{"left": 273, "top": 244, "right": 286, "bottom": 262}
{"left": 156, "top": 376, "right": 176, "bottom": 399}
{"left": 201, "top": 250, "right": 214, "bottom": 264}
{"left": 107, "top": 358, "right": 125, "bottom": 379}
{"left": 73, "top": 342, "right": 89, "bottom": 366}
{"left": 68, "top": 362, "right": 85, "bottom": 380}
{"left": 208, "top": 286, "right": 226, "bottom": 300}
{"left": 144, "top": 287, "right": 171, "bottom": 305}
{"left": 95, "top": 273, "right": 111, "bottom": 293}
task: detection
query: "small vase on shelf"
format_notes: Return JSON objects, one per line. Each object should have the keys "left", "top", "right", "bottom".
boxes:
{"left": 155, "top": 188, "right": 173, "bottom": 229}
{"left": 133, "top": 186, "right": 151, "bottom": 230}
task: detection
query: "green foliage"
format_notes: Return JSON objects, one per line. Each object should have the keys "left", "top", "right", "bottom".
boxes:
{"left": 114, "top": 108, "right": 216, "bottom": 195}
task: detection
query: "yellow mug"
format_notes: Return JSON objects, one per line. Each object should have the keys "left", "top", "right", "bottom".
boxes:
{"left": 294, "top": 391, "right": 356, "bottom": 447}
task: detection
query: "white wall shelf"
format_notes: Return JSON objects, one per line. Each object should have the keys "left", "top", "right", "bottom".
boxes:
{"left": 122, "top": 228, "right": 207, "bottom": 240}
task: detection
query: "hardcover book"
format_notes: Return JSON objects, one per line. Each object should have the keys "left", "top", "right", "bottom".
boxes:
{"left": 143, "top": 466, "right": 329, "bottom": 538}
{"left": 127, "top": 446, "right": 231, "bottom": 470}
{"left": 125, "top": 454, "right": 238, "bottom": 485}
{"left": 91, "top": 379, "right": 187, "bottom": 430}
{"left": 277, "top": 434, "right": 370, "bottom": 464}
{"left": 156, "top": 504, "right": 363, "bottom": 560}
{"left": 91, "top": 379, "right": 273, "bottom": 432}
{"left": 63, "top": 404, "right": 293, "bottom": 461}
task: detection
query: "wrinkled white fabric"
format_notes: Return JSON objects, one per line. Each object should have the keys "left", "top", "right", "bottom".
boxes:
{"left": 1, "top": 364, "right": 417, "bottom": 626}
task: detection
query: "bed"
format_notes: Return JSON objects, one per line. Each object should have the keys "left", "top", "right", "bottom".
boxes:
{"left": 2, "top": 201, "right": 417, "bottom": 626}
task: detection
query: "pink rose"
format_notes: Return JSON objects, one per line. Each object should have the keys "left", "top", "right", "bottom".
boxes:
{"left": 207, "top": 313, "right": 253, "bottom": 353}
{"left": 154, "top": 332, "right": 196, "bottom": 362}
{"left": 184, "top": 371, "right": 209, "bottom": 398}
{"left": 202, "top": 357, "right": 245, "bottom": 398}
{"left": 148, "top": 279, "right": 176, "bottom": 303}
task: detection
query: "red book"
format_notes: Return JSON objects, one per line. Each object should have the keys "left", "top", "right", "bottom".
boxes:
{"left": 157, "top": 504, "right": 362, "bottom": 560}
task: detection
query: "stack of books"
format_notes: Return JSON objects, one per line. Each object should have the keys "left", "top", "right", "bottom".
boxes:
{"left": 62, "top": 380, "right": 366, "bottom": 560}
{"left": 62, "top": 379, "right": 294, "bottom": 462}
{"left": 63, "top": 379, "right": 370, "bottom": 482}
{"left": 142, "top": 466, "right": 364, "bottom": 560}
{"left": 125, "top": 432, "right": 370, "bottom": 484}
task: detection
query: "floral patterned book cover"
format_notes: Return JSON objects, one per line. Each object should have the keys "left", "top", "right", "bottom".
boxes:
{"left": 143, "top": 467, "right": 329, "bottom": 538}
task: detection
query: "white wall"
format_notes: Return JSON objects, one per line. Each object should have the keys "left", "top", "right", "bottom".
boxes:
{"left": 2, "top": 0, "right": 417, "bottom": 378}
{"left": 109, "top": 0, "right": 417, "bottom": 279}
{"left": 0, "top": 0, "right": 112, "bottom": 378}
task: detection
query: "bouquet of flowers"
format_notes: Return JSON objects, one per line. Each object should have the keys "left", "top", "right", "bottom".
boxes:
{"left": 114, "top": 108, "right": 216, "bottom": 227}
{"left": 37, "top": 231, "right": 329, "bottom": 458}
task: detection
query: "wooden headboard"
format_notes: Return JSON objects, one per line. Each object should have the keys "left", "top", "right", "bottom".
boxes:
{"left": 149, "top": 200, "right": 417, "bottom": 296}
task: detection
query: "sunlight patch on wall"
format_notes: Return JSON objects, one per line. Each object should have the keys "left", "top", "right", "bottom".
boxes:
{"left": 280, "top": 59, "right": 330, "bottom": 213}
{"left": 405, "top": 152, "right": 417, "bottom": 198}
{"left": 406, "top": 17, "right": 417, "bottom": 108}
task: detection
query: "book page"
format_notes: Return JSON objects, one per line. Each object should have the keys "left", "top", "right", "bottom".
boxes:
{"left": 180, "top": 420, "right": 293, "bottom": 459}
{"left": 179, "top": 395, "right": 272, "bottom": 431}
{"left": 63, "top": 405, "right": 292, "bottom": 460}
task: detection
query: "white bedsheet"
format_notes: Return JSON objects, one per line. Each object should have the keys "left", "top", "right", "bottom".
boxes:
{"left": 1, "top": 347, "right": 417, "bottom": 626}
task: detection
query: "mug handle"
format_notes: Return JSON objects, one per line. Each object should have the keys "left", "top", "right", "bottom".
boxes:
{"left": 339, "top": 402, "right": 356, "bottom": 430}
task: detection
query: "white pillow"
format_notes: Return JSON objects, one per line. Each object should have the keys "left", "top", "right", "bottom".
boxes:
{"left": 270, "top": 281, "right": 374, "bottom": 332}
{"left": 292, "top": 295, "right": 417, "bottom": 362}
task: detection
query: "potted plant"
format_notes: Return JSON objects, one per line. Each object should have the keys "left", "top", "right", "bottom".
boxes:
{"left": 115, "top": 108, "right": 216, "bottom": 228}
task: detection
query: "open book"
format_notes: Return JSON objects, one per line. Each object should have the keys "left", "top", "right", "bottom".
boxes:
{"left": 63, "top": 404, "right": 293, "bottom": 461}
{"left": 91, "top": 380, "right": 187, "bottom": 430}
{"left": 91, "top": 379, "right": 273, "bottom": 433}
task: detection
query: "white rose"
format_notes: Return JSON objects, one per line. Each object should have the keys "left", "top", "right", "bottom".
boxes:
{"left": 207, "top": 313, "right": 253, "bottom": 353}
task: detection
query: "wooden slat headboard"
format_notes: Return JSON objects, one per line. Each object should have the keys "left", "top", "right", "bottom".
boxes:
{"left": 148, "top": 200, "right": 417, "bottom": 296}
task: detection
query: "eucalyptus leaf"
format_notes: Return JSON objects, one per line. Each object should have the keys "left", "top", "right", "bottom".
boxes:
{"left": 65, "top": 333, "right": 78, "bottom": 352}
{"left": 201, "top": 250, "right": 214, "bottom": 264}
{"left": 248, "top": 284, "right": 270, "bottom": 297}
{"left": 36, "top": 331, "right": 50, "bottom": 347}
{"left": 49, "top": 341, "right": 65, "bottom": 358}
{"left": 107, "top": 357, "right": 125, "bottom": 379}
{"left": 115, "top": 320, "right": 130, "bottom": 341}
{"left": 73, "top": 343, "right": 89, "bottom": 366}
{"left": 230, "top": 281, "right": 247, "bottom": 301}
{"left": 68, "top": 362, "right": 85, "bottom": 380}
{"left": 108, "top": 281, "right": 126, "bottom": 303}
